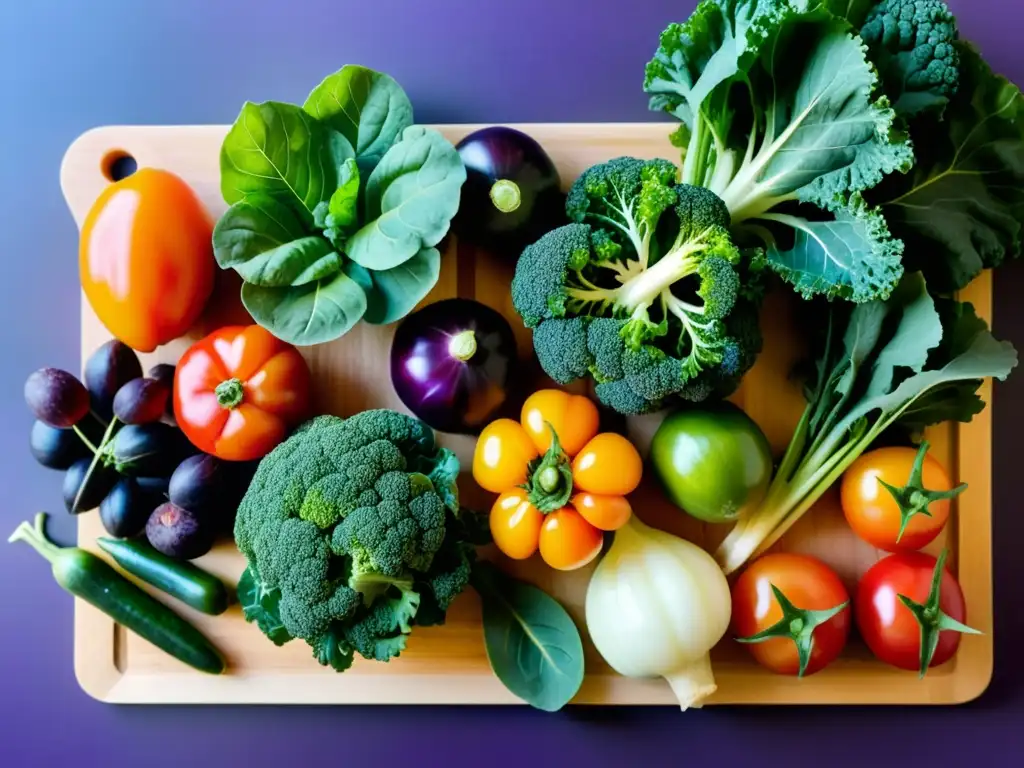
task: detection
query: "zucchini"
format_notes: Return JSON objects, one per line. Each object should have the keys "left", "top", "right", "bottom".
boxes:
{"left": 97, "top": 537, "right": 230, "bottom": 616}
{"left": 9, "top": 513, "right": 225, "bottom": 675}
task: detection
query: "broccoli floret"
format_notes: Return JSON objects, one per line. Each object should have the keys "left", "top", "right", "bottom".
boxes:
{"left": 514, "top": 161, "right": 764, "bottom": 415}
{"left": 233, "top": 411, "right": 474, "bottom": 672}
{"left": 859, "top": 0, "right": 960, "bottom": 117}
{"left": 594, "top": 378, "right": 658, "bottom": 416}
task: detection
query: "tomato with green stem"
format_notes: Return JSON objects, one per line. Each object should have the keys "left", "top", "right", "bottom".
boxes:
{"left": 731, "top": 553, "right": 851, "bottom": 677}
{"left": 856, "top": 549, "right": 980, "bottom": 677}
{"left": 841, "top": 441, "right": 966, "bottom": 552}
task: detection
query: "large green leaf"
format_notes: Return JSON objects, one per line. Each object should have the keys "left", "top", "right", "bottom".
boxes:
{"left": 871, "top": 42, "right": 1024, "bottom": 292}
{"left": 238, "top": 566, "right": 293, "bottom": 647}
{"left": 473, "top": 563, "right": 584, "bottom": 712}
{"left": 213, "top": 195, "right": 340, "bottom": 286}
{"left": 346, "top": 126, "right": 467, "bottom": 271}
{"left": 241, "top": 270, "right": 368, "bottom": 346}
{"left": 362, "top": 246, "right": 441, "bottom": 325}
{"left": 220, "top": 100, "right": 355, "bottom": 222}
{"left": 303, "top": 65, "right": 414, "bottom": 165}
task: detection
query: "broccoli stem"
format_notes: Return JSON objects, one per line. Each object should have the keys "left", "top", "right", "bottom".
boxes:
{"left": 615, "top": 243, "right": 705, "bottom": 315}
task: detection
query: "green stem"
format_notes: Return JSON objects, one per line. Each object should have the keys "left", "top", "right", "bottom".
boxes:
{"left": 72, "top": 416, "right": 119, "bottom": 513}
{"left": 8, "top": 513, "right": 61, "bottom": 564}
{"left": 216, "top": 378, "right": 245, "bottom": 409}
{"left": 448, "top": 330, "right": 478, "bottom": 363}
{"left": 525, "top": 423, "right": 574, "bottom": 513}
{"left": 489, "top": 179, "right": 522, "bottom": 214}
{"left": 876, "top": 441, "right": 968, "bottom": 543}
{"left": 72, "top": 425, "right": 100, "bottom": 454}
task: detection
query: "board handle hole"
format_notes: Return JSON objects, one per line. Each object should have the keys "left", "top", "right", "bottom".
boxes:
{"left": 101, "top": 150, "right": 138, "bottom": 182}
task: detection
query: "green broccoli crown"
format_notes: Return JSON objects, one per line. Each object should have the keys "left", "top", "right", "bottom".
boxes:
{"left": 566, "top": 156, "right": 679, "bottom": 229}
{"left": 511, "top": 223, "right": 593, "bottom": 328}
{"left": 233, "top": 410, "right": 473, "bottom": 672}
{"left": 674, "top": 182, "right": 732, "bottom": 234}
{"left": 860, "top": 0, "right": 960, "bottom": 116}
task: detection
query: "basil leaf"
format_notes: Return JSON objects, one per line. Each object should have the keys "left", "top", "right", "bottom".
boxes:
{"left": 303, "top": 65, "right": 414, "bottom": 165}
{"left": 213, "top": 196, "right": 340, "bottom": 286}
{"left": 347, "top": 126, "right": 466, "bottom": 271}
{"left": 473, "top": 562, "right": 584, "bottom": 712}
{"left": 328, "top": 158, "right": 360, "bottom": 230}
{"left": 241, "top": 270, "right": 368, "bottom": 346}
{"left": 220, "top": 100, "right": 355, "bottom": 222}
{"left": 362, "top": 246, "right": 441, "bottom": 325}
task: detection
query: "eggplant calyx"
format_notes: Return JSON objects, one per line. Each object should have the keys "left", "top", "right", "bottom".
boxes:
{"left": 489, "top": 179, "right": 522, "bottom": 214}
{"left": 215, "top": 378, "right": 245, "bottom": 409}
{"left": 734, "top": 583, "right": 848, "bottom": 677}
{"left": 878, "top": 441, "right": 967, "bottom": 543}
{"left": 525, "top": 422, "right": 573, "bottom": 513}
{"left": 448, "top": 330, "right": 478, "bottom": 362}
{"left": 897, "top": 548, "right": 982, "bottom": 678}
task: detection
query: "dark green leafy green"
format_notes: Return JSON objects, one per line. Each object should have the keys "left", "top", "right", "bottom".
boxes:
{"left": 241, "top": 270, "right": 368, "bottom": 346}
{"left": 473, "top": 562, "right": 584, "bottom": 712}
{"left": 238, "top": 565, "right": 292, "bottom": 647}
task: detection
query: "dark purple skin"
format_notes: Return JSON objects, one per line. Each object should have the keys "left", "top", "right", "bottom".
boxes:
{"left": 84, "top": 339, "right": 143, "bottom": 420}
{"left": 146, "top": 502, "right": 215, "bottom": 560}
{"left": 452, "top": 126, "right": 564, "bottom": 255}
{"left": 390, "top": 298, "right": 517, "bottom": 435}
{"left": 100, "top": 477, "right": 157, "bottom": 539}
{"left": 24, "top": 367, "right": 91, "bottom": 428}
{"left": 168, "top": 453, "right": 225, "bottom": 517}
{"left": 113, "top": 377, "right": 171, "bottom": 424}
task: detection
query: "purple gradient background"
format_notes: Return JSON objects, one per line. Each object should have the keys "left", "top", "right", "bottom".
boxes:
{"left": 1, "top": 1, "right": 1023, "bottom": 766}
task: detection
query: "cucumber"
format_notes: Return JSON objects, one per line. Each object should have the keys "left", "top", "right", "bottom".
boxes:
{"left": 97, "top": 537, "right": 230, "bottom": 616}
{"left": 9, "top": 514, "right": 225, "bottom": 675}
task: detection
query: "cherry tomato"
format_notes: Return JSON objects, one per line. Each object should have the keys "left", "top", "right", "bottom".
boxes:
{"left": 80, "top": 168, "right": 215, "bottom": 352}
{"left": 174, "top": 325, "right": 311, "bottom": 461}
{"left": 473, "top": 419, "right": 539, "bottom": 492}
{"left": 520, "top": 389, "right": 599, "bottom": 456}
{"left": 731, "top": 553, "right": 851, "bottom": 676}
{"left": 538, "top": 507, "right": 603, "bottom": 571}
{"left": 856, "top": 551, "right": 978, "bottom": 675}
{"left": 489, "top": 490, "right": 544, "bottom": 560}
{"left": 841, "top": 443, "right": 962, "bottom": 552}
{"left": 572, "top": 433, "right": 643, "bottom": 496}
{"left": 571, "top": 493, "right": 632, "bottom": 531}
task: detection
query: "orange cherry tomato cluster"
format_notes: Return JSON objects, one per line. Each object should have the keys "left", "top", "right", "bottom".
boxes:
{"left": 472, "top": 389, "right": 642, "bottom": 570}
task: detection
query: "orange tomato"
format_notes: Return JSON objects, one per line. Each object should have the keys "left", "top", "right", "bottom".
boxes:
{"left": 572, "top": 433, "right": 643, "bottom": 496}
{"left": 173, "top": 325, "right": 311, "bottom": 461}
{"left": 474, "top": 389, "right": 641, "bottom": 571}
{"left": 80, "top": 168, "right": 215, "bottom": 352}
{"left": 520, "top": 389, "right": 599, "bottom": 455}
{"left": 489, "top": 490, "right": 544, "bottom": 560}
{"left": 538, "top": 507, "right": 604, "bottom": 570}
{"left": 472, "top": 419, "right": 539, "bottom": 492}
{"left": 572, "top": 493, "right": 632, "bottom": 531}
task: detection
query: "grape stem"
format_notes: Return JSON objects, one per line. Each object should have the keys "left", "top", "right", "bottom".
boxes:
{"left": 71, "top": 425, "right": 100, "bottom": 455}
{"left": 71, "top": 416, "right": 119, "bottom": 513}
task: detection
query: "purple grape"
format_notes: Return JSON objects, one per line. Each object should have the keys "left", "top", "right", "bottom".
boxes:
{"left": 113, "top": 377, "right": 170, "bottom": 424}
{"left": 24, "top": 368, "right": 90, "bottom": 428}
{"left": 146, "top": 502, "right": 215, "bottom": 560}
{"left": 84, "top": 340, "right": 142, "bottom": 420}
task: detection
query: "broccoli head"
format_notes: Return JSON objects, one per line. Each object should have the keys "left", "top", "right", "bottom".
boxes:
{"left": 511, "top": 157, "right": 766, "bottom": 414}
{"left": 234, "top": 411, "right": 479, "bottom": 672}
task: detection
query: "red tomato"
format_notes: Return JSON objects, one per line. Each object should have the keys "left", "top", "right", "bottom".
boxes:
{"left": 856, "top": 551, "right": 978, "bottom": 675}
{"left": 731, "top": 553, "right": 851, "bottom": 677}
{"left": 841, "top": 443, "right": 963, "bottom": 552}
{"left": 174, "top": 325, "right": 312, "bottom": 461}
{"left": 80, "top": 168, "right": 215, "bottom": 352}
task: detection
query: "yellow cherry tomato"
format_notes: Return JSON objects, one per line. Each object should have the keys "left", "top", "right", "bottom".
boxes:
{"left": 572, "top": 492, "right": 632, "bottom": 531}
{"left": 472, "top": 418, "right": 539, "bottom": 493}
{"left": 489, "top": 490, "right": 545, "bottom": 560}
{"left": 538, "top": 507, "right": 604, "bottom": 571}
{"left": 572, "top": 433, "right": 643, "bottom": 496}
{"left": 520, "top": 389, "right": 600, "bottom": 456}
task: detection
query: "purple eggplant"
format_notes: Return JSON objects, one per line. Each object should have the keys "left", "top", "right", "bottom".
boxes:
{"left": 390, "top": 299, "right": 518, "bottom": 435}
{"left": 452, "top": 126, "right": 564, "bottom": 256}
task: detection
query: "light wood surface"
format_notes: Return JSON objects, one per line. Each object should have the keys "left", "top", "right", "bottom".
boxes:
{"left": 61, "top": 123, "right": 994, "bottom": 706}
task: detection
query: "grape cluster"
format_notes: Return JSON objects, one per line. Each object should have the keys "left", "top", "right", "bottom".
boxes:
{"left": 24, "top": 340, "right": 254, "bottom": 560}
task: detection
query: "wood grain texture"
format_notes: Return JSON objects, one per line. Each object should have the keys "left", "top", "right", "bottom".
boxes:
{"left": 62, "top": 123, "right": 993, "bottom": 706}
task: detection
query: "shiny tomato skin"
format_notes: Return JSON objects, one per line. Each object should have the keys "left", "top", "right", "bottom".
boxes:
{"left": 489, "top": 489, "right": 544, "bottom": 560}
{"left": 571, "top": 493, "right": 632, "bottom": 531}
{"left": 80, "top": 168, "right": 215, "bottom": 352}
{"left": 538, "top": 506, "right": 603, "bottom": 571}
{"left": 841, "top": 447, "right": 955, "bottom": 552}
{"left": 571, "top": 433, "right": 643, "bottom": 496}
{"left": 732, "top": 553, "right": 851, "bottom": 676}
{"left": 856, "top": 552, "right": 968, "bottom": 672}
{"left": 472, "top": 418, "right": 539, "bottom": 493}
{"left": 174, "top": 325, "right": 311, "bottom": 461}
{"left": 520, "top": 389, "right": 599, "bottom": 456}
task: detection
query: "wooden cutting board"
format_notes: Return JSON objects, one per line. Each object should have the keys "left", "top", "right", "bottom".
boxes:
{"left": 61, "top": 123, "right": 994, "bottom": 706}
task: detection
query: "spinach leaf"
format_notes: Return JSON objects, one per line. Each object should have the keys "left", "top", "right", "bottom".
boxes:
{"left": 347, "top": 126, "right": 466, "bottom": 270}
{"left": 473, "top": 562, "right": 584, "bottom": 712}
{"left": 303, "top": 65, "right": 414, "bottom": 167}
{"left": 213, "top": 195, "right": 340, "bottom": 286}
{"left": 238, "top": 565, "right": 292, "bottom": 647}
{"left": 241, "top": 270, "right": 368, "bottom": 346}
{"left": 220, "top": 101, "right": 355, "bottom": 223}
{"left": 362, "top": 247, "right": 441, "bottom": 325}
{"left": 328, "top": 157, "right": 361, "bottom": 229}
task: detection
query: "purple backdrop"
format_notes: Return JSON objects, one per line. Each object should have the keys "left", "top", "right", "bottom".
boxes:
{"left": 2, "top": 1, "right": 1023, "bottom": 766}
